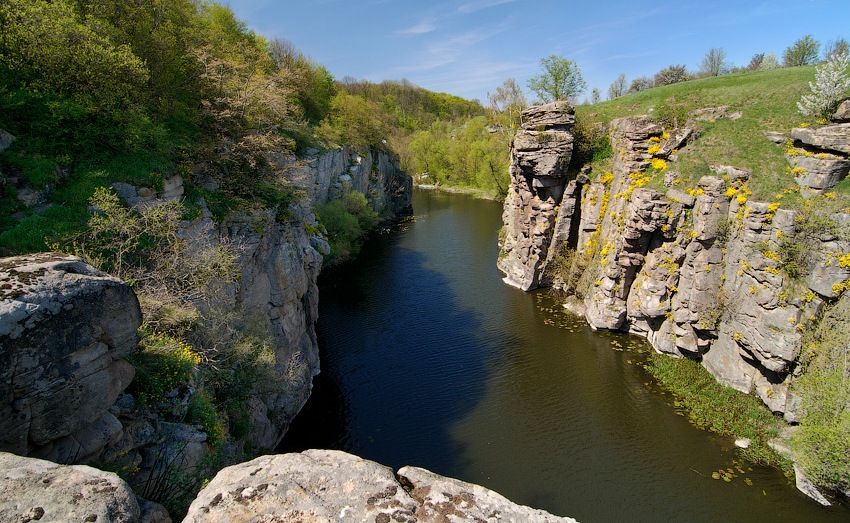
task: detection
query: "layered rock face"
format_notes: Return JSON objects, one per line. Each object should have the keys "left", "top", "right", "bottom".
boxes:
{"left": 208, "top": 202, "right": 325, "bottom": 449}
{"left": 0, "top": 254, "right": 141, "bottom": 462}
{"left": 287, "top": 146, "right": 414, "bottom": 221}
{"left": 498, "top": 102, "right": 575, "bottom": 290}
{"left": 787, "top": 123, "right": 850, "bottom": 196}
{"left": 503, "top": 111, "right": 850, "bottom": 421}
{"left": 0, "top": 146, "right": 412, "bottom": 479}
{"left": 184, "top": 449, "right": 576, "bottom": 523}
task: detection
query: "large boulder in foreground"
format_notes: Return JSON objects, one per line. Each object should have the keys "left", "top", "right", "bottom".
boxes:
{"left": 0, "top": 253, "right": 141, "bottom": 461}
{"left": 0, "top": 452, "right": 169, "bottom": 523}
{"left": 184, "top": 449, "right": 576, "bottom": 522}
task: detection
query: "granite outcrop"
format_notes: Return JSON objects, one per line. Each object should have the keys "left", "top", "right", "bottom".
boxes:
{"left": 499, "top": 110, "right": 850, "bottom": 423}
{"left": 183, "top": 449, "right": 576, "bottom": 523}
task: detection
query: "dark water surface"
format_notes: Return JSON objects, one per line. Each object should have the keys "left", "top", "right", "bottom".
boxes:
{"left": 281, "top": 189, "right": 848, "bottom": 522}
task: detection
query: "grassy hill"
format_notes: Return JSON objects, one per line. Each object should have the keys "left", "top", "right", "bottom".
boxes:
{"left": 577, "top": 65, "right": 849, "bottom": 206}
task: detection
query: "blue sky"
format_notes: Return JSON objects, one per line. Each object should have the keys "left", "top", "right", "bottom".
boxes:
{"left": 228, "top": 0, "right": 849, "bottom": 103}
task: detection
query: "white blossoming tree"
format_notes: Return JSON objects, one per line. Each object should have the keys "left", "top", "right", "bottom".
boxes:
{"left": 797, "top": 51, "right": 850, "bottom": 120}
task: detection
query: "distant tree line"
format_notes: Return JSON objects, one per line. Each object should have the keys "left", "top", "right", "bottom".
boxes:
{"left": 604, "top": 35, "right": 848, "bottom": 101}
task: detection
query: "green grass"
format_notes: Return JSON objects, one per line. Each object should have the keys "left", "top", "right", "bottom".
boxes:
{"left": 0, "top": 148, "right": 179, "bottom": 254}
{"left": 646, "top": 354, "right": 790, "bottom": 470}
{"left": 579, "top": 66, "right": 835, "bottom": 204}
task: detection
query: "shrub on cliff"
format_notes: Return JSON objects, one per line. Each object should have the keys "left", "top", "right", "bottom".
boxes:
{"left": 793, "top": 295, "right": 850, "bottom": 491}
{"left": 797, "top": 51, "right": 850, "bottom": 120}
{"left": 315, "top": 190, "right": 380, "bottom": 265}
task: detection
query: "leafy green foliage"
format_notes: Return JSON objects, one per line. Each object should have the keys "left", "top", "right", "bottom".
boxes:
{"left": 315, "top": 190, "right": 380, "bottom": 265}
{"left": 405, "top": 116, "right": 510, "bottom": 194}
{"left": 783, "top": 35, "right": 821, "bottom": 67}
{"left": 793, "top": 296, "right": 850, "bottom": 490}
{"left": 187, "top": 391, "right": 225, "bottom": 448}
{"left": 127, "top": 330, "right": 200, "bottom": 409}
{"left": 527, "top": 55, "right": 587, "bottom": 103}
{"left": 571, "top": 113, "right": 612, "bottom": 168}
{"left": 318, "top": 92, "right": 388, "bottom": 148}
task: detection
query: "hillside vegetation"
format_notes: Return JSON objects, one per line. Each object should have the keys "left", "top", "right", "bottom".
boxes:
{"left": 579, "top": 66, "right": 849, "bottom": 204}
{"left": 572, "top": 65, "right": 850, "bottom": 498}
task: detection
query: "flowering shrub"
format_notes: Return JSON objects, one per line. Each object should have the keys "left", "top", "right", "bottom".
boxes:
{"left": 797, "top": 51, "right": 850, "bottom": 120}
{"left": 128, "top": 330, "right": 200, "bottom": 408}
{"left": 650, "top": 158, "right": 668, "bottom": 171}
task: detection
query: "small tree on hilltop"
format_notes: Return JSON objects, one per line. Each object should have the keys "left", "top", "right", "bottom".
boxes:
{"left": 783, "top": 34, "right": 821, "bottom": 67}
{"left": 590, "top": 87, "right": 601, "bottom": 104}
{"left": 823, "top": 38, "right": 850, "bottom": 61}
{"left": 654, "top": 64, "right": 689, "bottom": 87}
{"left": 699, "top": 47, "right": 730, "bottom": 77}
{"left": 798, "top": 51, "right": 850, "bottom": 120}
{"left": 527, "top": 55, "right": 586, "bottom": 103}
{"left": 608, "top": 73, "right": 627, "bottom": 100}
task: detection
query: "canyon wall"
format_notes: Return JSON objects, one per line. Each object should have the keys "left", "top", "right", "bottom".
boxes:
{"left": 0, "top": 146, "right": 412, "bottom": 473}
{"left": 499, "top": 106, "right": 850, "bottom": 422}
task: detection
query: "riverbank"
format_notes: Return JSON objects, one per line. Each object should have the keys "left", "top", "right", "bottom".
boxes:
{"left": 414, "top": 182, "right": 504, "bottom": 201}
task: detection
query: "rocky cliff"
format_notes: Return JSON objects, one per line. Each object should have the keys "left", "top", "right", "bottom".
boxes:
{"left": 0, "top": 253, "right": 141, "bottom": 463}
{"left": 286, "top": 146, "right": 413, "bottom": 220}
{"left": 499, "top": 107, "right": 850, "bottom": 423}
{"left": 498, "top": 102, "right": 576, "bottom": 290}
{"left": 0, "top": 145, "right": 412, "bottom": 503}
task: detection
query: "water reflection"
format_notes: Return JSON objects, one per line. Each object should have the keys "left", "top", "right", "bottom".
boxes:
{"left": 281, "top": 189, "right": 848, "bottom": 522}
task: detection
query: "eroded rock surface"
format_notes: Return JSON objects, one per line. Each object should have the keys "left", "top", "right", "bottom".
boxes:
{"left": 505, "top": 112, "right": 850, "bottom": 427}
{"left": 0, "top": 253, "right": 141, "bottom": 461}
{"left": 498, "top": 101, "right": 575, "bottom": 290}
{"left": 183, "top": 449, "right": 576, "bottom": 523}
{"left": 0, "top": 451, "right": 170, "bottom": 523}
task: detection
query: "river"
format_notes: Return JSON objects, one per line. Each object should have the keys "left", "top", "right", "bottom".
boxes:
{"left": 280, "top": 188, "right": 848, "bottom": 522}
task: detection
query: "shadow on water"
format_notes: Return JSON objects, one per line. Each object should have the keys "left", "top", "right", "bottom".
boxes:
{"left": 280, "top": 189, "right": 850, "bottom": 523}
{"left": 280, "top": 199, "right": 493, "bottom": 475}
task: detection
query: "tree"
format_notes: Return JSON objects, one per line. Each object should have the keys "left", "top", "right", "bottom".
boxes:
{"left": 797, "top": 51, "right": 850, "bottom": 120}
{"left": 760, "top": 52, "right": 780, "bottom": 70}
{"left": 823, "top": 38, "right": 850, "bottom": 61}
{"left": 654, "top": 64, "right": 689, "bottom": 87}
{"left": 608, "top": 73, "right": 627, "bottom": 100}
{"left": 699, "top": 48, "right": 729, "bottom": 77}
{"left": 526, "top": 55, "right": 586, "bottom": 103}
{"left": 628, "top": 76, "right": 653, "bottom": 93}
{"left": 488, "top": 78, "right": 527, "bottom": 135}
{"left": 0, "top": 0, "right": 148, "bottom": 106}
{"left": 783, "top": 35, "right": 821, "bottom": 67}
{"left": 590, "top": 87, "right": 601, "bottom": 104}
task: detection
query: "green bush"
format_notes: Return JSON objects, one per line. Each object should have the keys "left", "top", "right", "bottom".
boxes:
{"left": 187, "top": 391, "right": 225, "bottom": 448}
{"left": 571, "top": 113, "right": 611, "bottom": 168}
{"left": 315, "top": 190, "right": 379, "bottom": 265}
{"left": 793, "top": 296, "right": 850, "bottom": 490}
{"left": 126, "top": 330, "right": 200, "bottom": 408}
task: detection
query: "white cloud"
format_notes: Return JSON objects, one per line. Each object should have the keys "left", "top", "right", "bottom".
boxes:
{"left": 395, "top": 20, "right": 437, "bottom": 35}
